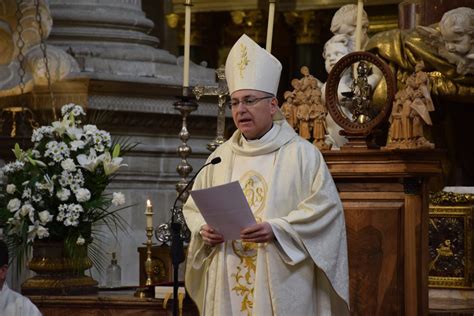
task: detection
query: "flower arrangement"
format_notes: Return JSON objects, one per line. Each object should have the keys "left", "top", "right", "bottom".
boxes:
{"left": 0, "top": 104, "right": 128, "bottom": 267}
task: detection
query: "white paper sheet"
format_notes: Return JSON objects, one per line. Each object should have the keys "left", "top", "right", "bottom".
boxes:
{"left": 190, "top": 181, "right": 256, "bottom": 240}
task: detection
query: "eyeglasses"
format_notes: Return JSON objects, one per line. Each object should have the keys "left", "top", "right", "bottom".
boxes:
{"left": 226, "top": 96, "right": 273, "bottom": 109}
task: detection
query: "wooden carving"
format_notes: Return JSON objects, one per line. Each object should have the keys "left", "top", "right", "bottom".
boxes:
{"left": 385, "top": 61, "right": 435, "bottom": 150}
{"left": 282, "top": 66, "right": 331, "bottom": 150}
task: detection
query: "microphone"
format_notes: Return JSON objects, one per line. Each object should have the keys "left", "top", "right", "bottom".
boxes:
{"left": 172, "top": 156, "right": 222, "bottom": 212}
{"left": 169, "top": 156, "right": 221, "bottom": 316}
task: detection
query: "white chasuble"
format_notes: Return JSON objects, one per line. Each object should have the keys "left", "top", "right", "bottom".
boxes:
{"left": 0, "top": 283, "right": 42, "bottom": 316}
{"left": 225, "top": 134, "right": 276, "bottom": 315}
{"left": 183, "top": 120, "right": 350, "bottom": 316}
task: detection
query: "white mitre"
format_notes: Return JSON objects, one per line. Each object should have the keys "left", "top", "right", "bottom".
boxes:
{"left": 225, "top": 34, "right": 282, "bottom": 96}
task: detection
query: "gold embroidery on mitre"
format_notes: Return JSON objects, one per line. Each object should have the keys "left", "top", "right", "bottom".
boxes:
{"left": 238, "top": 43, "right": 250, "bottom": 79}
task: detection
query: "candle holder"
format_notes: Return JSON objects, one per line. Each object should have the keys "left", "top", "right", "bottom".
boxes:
{"left": 155, "top": 86, "right": 197, "bottom": 244}
{"left": 144, "top": 226, "right": 155, "bottom": 286}
{"left": 135, "top": 201, "right": 156, "bottom": 298}
{"left": 134, "top": 226, "right": 157, "bottom": 298}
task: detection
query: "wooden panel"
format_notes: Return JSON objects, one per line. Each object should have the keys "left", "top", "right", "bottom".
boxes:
{"left": 344, "top": 200, "right": 404, "bottom": 315}
{"left": 30, "top": 294, "right": 199, "bottom": 316}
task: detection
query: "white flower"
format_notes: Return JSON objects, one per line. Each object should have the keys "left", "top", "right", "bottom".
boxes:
{"left": 61, "top": 104, "right": 85, "bottom": 117}
{"left": 52, "top": 117, "right": 72, "bottom": 136}
{"left": 76, "top": 236, "right": 85, "bottom": 245}
{"left": 75, "top": 188, "right": 91, "bottom": 202}
{"left": 36, "top": 225, "right": 49, "bottom": 239}
{"left": 7, "top": 198, "right": 21, "bottom": 212}
{"left": 36, "top": 175, "right": 54, "bottom": 195}
{"left": 31, "top": 150, "right": 41, "bottom": 158}
{"left": 101, "top": 152, "right": 127, "bottom": 175}
{"left": 31, "top": 126, "right": 53, "bottom": 142}
{"left": 6, "top": 184, "right": 16, "bottom": 194}
{"left": 2, "top": 161, "right": 25, "bottom": 174}
{"left": 27, "top": 222, "right": 50, "bottom": 242}
{"left": 66, "top": 127, "right": 83, "bottom": 140}
{"left": 71, "top": 106, "right": 85, "bottom": 117}
{"left": 6, "top": 217, "right": 22, "bottom": 235}
{"left": 38, "top": 210, "right": 53, "bottom": 225}
{"left": 112, "top": 192, "right": 125, "bottom": 206}
{"left": 77, "top": 149, "right": 101, "bottom": 172}
{"left": 22, "top": 187, "right": 32, "bottom": 199}
{"left": 19, "top": 204, "right": 35, "bottom": 223}
{"left": 70, "top": 140, "right": 85, "bottom": 151}
{"left": 83, "top": 124, "right": 98, "bottom": 134}
{"left": 69, "top": 204, "right": 84, "bottom": 214}
{"left": 61, "top": 158, "right": 77, "bottom": 172}
{"left": 57, "top": 188, "right": 71, "bottom": 201}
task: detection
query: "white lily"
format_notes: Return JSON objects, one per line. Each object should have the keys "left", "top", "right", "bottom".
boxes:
{"left": 27, "top": 221, "right": 50, "bottom": 242}
{"left": 36, "top": 174, "right": 54, "bottom": 195}
{"left": 66, "top": 127, "right": 83, "bottom": 140}
{"left": 100, "top": 151, "right": 127, "bottom": 175}
{"left": 77, "top": 149, "right": 101, "bottom": 172}
{"left": 51, "top": 117, "right": 72, "bottom": 136}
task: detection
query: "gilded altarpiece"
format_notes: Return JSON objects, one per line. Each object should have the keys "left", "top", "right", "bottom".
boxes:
{"left": 429, "top": 201, "right": 473, "bottom": 288}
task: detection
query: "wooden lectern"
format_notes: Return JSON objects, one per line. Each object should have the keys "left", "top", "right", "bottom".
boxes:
{"left": 324, "top": 149, "right": 442, "bottom": 316}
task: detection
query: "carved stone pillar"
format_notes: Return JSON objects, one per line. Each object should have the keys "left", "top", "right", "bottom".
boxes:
{"left": 47, "top": 0, "right": 214, "bottom": 86}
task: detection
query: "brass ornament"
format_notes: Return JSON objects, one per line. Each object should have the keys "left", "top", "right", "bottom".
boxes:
{"left": 430, "top": 191, "right": 474, "bottom": 206}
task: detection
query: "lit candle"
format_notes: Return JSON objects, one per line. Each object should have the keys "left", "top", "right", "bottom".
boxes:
{"left": 145, "top": 199, "right": 153, "bottom": 229}
{"left": 355, "top": 0, "right": 364, "bottom": 51}
{"left": 183, "top": 0, "right": 192, "bottom": 87}
{"left": 265, "top": 0, "right": 276, "bottom": 53}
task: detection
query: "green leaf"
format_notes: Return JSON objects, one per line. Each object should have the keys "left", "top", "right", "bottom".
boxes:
{"left": 27, "top": 156, "right": 36, "bottom": 166}
{"left": 112, "top": 144, "right": 121, "bottom": 158}
{"left": 13, "top": 143, "right": 22, "bottom": 160}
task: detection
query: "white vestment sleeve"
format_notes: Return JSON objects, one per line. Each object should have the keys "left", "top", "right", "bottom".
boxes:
{"left": 268, "top": 218, "right": 308, "bottom": 265}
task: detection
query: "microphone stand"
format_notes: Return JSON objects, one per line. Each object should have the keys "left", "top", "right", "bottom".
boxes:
{"left": 169, "top": 156, "right": 222, "bottom": 316}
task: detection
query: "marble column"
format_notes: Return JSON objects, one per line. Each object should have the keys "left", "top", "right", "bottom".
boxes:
{"left": 48, "top": 0, "right": 214, "bottom": 86}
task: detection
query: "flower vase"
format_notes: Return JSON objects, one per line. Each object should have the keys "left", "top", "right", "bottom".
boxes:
{"left": 21, "top": 241, "right": 99, "bottom": 295}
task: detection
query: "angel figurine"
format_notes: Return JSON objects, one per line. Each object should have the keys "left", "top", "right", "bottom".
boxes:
{"left": 417, "top": 7, "right": 474, "bottom": 76}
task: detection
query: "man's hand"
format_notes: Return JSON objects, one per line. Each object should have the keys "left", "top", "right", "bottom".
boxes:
{"left": 199, "top": 224, "right": 224, "bottom": 246}
{"left": 240, "top": 222, "right": 274, "bottom": 243}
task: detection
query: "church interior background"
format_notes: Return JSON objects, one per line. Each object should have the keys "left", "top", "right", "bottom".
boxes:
{"left": 0, "top": 0, "right": 473, "bottom": 315}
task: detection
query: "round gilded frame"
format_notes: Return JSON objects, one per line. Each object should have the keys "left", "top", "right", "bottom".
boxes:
{"left": 325, "top": 51, "right": 396, "bottom": 135}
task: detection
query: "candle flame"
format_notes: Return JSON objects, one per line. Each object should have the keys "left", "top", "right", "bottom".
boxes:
{"left": 147, "top": 199, "right": 152, "bottom": 207}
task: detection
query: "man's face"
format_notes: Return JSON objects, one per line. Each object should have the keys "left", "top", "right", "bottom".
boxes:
{"left": 230, "top": 89, "right": 277, "bottom": 140}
